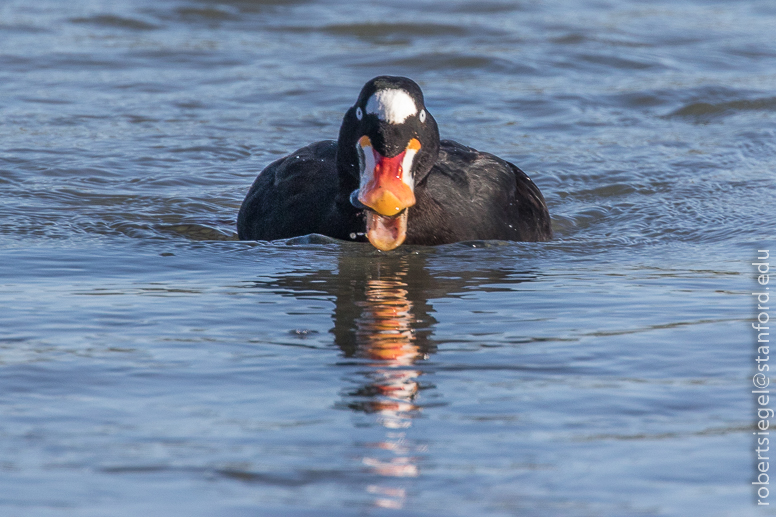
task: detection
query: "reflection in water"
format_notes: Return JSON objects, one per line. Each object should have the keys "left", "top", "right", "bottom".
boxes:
{"left": 247, "top": 247, "right": 536, "bottom": 510}
{"left": 356, "top": 277, "right": 420, "bottom": 365}
{"left": 352, "top": 267, "right": 423, "bottom": 509}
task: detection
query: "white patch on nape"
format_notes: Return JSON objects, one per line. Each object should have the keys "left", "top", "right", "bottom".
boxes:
{"left": 365, "top": 89, "right": 417, "bottom": 124}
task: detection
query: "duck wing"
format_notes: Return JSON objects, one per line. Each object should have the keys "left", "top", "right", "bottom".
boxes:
{"left": 237, "top": 140, "right": 360, "bottom": 241}
{"left": 406, "top": 140, "right": 551, "bottom": 244}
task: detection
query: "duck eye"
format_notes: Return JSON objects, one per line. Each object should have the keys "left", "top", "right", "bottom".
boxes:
{"left": 419, "top": 109, "right": 426, "bottom": 123}
{"left": 356, "top": 107, "right": 363, "bottom": 120}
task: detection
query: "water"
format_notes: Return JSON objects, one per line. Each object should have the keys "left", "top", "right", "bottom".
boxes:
{"left": 1, "top": 0, "right": 774, "bottom": 515}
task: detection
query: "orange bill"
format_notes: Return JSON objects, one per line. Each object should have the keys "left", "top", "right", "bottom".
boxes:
{"left": 366, "top": 210, "right": 408, "bottom": 251}
{"left": 357, "top": 137, "right": 419, "bottom": 217}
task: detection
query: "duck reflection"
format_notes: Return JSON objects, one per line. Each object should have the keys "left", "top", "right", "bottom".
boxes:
{"left": 356, "top": 276, "right": 419, "bottom": 364}
{"left": 342, "top": 259, "right": 426, "bottom": 508}
{"left": 247, "top": 245, "right": 537, "bottom": 510}
{"left": 353, "top": 272, "right": 421, "bottom": 414}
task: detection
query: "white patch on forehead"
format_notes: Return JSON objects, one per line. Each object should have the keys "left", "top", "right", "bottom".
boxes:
{"left": 365, "top": 89, "right": 417, "bottom": 124}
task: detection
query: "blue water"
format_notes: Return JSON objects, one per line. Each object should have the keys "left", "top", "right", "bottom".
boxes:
{"left": 1, "top": 0, "right": 775, "bottom": 515}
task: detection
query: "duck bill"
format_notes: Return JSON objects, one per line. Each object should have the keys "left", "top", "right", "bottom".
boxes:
{"left": 356, "top": 136, "right": 420, "bottom": 250}
{"left": 365, "top": 210, "right": 408, "bottom": 251}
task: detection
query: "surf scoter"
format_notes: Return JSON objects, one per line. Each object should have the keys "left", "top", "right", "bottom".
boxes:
{"left": 237, "top": 76, "right": 551, "bottom": 250}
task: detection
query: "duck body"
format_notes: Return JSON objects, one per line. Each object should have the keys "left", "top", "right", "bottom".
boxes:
{"left": 237, "top": 140, "right": 359, "bottom": 242}
{"left": 237, "top": 76, "right": 551, "bottom": 249}
{"left": 403, "top": 140, "right": 551, "bottom": 244}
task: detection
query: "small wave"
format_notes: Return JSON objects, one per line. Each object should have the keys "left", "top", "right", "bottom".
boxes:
{"left": 282, "top": 234, "right": 343, "bottom": 245}
{"left": 192, "top": 0, "right": 314, "bottom": 14}
{"left": 277, "top": 21, "right": 486, "bottom": 46}
{"left": 157, "top": 224, "right": 237, "bottom": 241}
{"left": 551, "top": 34, "right": 651, "bottom": 48}
{"left": 450, "top": 2, "right": 528, "bottom": 13}
{"left": 356, "top": 53, "right": 535, "bottom": 75}
{"left": 575, "top": 53, "right": 660, "bottom": 71}
{"left": 215, "top": 467, "right": 334, "bottom": 487}
{"left": 551, "top": 33, "right": 586, "bottom": 45}
{"left": 0, "top": 23, "right": 49, "bottom": 34}
{"left": 70, "top": 15, "right": 160, "bottom": 31}
{"left": 320, "top": 22, "right": 470, "bottom": 40}
{"left": 175, "top": 7, "right": 239, "bottom": 22}
{"left": 668, "top": 96, "right": 776, "bottom": 122}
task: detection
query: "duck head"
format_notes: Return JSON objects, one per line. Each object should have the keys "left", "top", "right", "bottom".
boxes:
{"left": 337, "top": 76, "right": 440, "bottom": 251}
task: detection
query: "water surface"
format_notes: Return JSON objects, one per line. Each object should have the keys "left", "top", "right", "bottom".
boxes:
{"left": 1, "top": 0, "right": 775, "bottom": 515}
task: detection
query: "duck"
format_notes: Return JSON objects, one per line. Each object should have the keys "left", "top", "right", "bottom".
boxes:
{"left": 237, "top": 76, "right": 551, "bottom": 250}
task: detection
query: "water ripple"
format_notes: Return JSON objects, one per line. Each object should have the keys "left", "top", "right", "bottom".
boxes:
{"left": 70, "top": 15, "right": 160, "bottom": 31}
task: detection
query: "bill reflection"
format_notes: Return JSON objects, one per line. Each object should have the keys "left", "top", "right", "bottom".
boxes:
{"left": 350, "top": 270, "right": 425, "bottom": 509}
{"left": 246, "top": 246, "right": 536, "bottom": 511}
